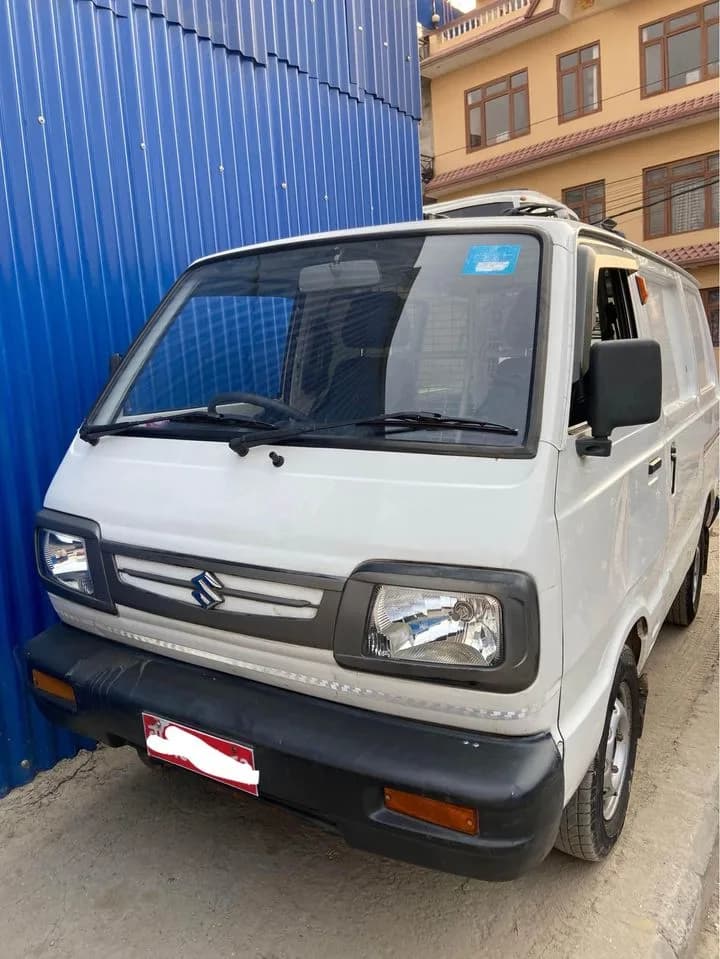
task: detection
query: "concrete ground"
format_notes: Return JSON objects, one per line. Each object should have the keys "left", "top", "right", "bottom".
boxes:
{"left": 697, "top": 881, "right": 719, "bottom": 959}
{"left": 1, "top": 538, "right": 717, "bottom": 959}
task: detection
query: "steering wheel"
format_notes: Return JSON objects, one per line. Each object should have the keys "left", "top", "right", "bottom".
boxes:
{"left": 208, "top": 392, "right": 311, "bottom": 422}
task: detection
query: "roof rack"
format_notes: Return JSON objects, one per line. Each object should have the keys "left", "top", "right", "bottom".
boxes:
{"left": 508, "top": 202, "right": 573, "bottom": 219}
{"left": 597, "top": 217, "right": 626, "bottom": 238}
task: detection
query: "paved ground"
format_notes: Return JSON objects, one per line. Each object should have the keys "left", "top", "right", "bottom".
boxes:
{"left": 1, "top": 538, "right": 717, "bottom": 959}
{"left": 697, "top": 880, "right": 719, "bottom": 959}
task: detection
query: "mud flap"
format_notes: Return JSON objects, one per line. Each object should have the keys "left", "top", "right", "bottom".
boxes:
{"left": 638, "top": 673, "right": 649, "bottom": 737}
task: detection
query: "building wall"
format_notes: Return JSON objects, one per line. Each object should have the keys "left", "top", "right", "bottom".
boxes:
{"left": 0, "top": 0, "right": 421, "bottom": 797}
{"left": 431, "top": 0, "right": 718, "bottom": 178}
{"left": 435, "top": 118, "right": 719, "bottom": 265}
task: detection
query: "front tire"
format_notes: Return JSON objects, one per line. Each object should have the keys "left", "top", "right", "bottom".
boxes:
{"left": 555, "top": 647, "right": 641, "bottom": 861}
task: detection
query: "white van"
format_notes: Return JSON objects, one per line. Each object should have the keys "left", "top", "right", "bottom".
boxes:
{"left": 27, "top": 216, "right": 719, "bottom": 879}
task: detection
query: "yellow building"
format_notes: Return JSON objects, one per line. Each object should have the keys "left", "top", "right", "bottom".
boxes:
{"left": 421, "top": 0, "right": 719, "bottom": 346}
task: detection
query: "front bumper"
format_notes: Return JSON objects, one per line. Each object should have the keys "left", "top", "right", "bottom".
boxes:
{"left": 25, "top": 623, "right": 563, "bottom": 880}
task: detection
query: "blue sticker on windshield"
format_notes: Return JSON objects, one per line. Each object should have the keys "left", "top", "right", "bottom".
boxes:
{"left": 462, "top": 244, "right": 521, "bottom": 276}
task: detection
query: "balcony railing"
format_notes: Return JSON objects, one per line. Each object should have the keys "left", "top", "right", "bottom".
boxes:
{"left": 420, "top": 154, "right": 434, "bottom": 185}
{"left": 425, "top": 0, "right": 532, "bottom": 57}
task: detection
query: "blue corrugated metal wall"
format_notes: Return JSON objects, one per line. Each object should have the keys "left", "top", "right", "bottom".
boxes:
{"left": 0, "top": 0, "right": 421, "bottom": 796}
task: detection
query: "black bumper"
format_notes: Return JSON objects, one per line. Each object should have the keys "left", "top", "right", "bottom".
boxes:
{"left": 25, "top": 624, "right": 563, "bottom": 880}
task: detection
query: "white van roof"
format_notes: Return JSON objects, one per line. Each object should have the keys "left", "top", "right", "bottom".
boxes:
{"left": 192, "top": 217, "right": 696, "bottom": 285}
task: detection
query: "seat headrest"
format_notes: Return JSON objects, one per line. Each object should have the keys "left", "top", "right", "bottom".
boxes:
{"left": 330, "top": 293, "right": 401, "bottom": 349}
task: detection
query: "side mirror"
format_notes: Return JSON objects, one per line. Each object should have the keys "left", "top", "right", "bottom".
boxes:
{"left": 576, "top": 339, "right": 662, "bottom": 457}
{"left": 108, "top": 352, "right": 123, "bottom": 377}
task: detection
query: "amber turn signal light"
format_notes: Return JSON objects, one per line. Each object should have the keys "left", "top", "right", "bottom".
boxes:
{"left": 635, "top": 274, "right": 649, "bottom": 305}
{"left": 384, "top": 787, "right": 478, "bottom": 835}
{"left": 32, "top": 669, "right": 76, "bottom": 705}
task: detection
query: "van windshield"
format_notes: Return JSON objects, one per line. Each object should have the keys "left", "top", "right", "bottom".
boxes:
{"left": 95, "top": 232, "right": 542, "bottom": 451}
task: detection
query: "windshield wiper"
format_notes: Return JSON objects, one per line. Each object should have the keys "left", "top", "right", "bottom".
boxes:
{"left": 80, "top": 410, "right": 278, "bottom": 445}
{"left": 229, "top": 410, "right": 517, "bottom": 455}
{"left": 365, "top": 411, "right": 518, "bottom": 434}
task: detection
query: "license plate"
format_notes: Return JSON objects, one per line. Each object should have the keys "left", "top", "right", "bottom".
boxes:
{"left": 142, "top": 713, "right": 259, "bottom": 796}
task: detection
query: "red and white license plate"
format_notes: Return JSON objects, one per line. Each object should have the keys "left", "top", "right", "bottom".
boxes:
{"left": 142, "top": 713, "right": 259, "bottom": 797}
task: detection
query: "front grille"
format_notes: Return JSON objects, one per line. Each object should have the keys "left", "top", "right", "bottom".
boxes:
{"left": 114, "top": 554, "right": 323, "bottom": 620}
{"left": 101, "top": 542, "right": 344, "bottom": 649}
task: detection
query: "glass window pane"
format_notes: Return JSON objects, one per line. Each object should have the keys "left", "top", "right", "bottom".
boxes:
{"left": 669, "top": 12, "right": 700, "bottom": 30}
{"left": 125, "top": 296, "right": 293, "bottom": 415}
{"left": 582, "top": 64, "right": 600, "bottom": 110}
{"left": 642, "top": 22, "right": 664, "bottom": 41}
{"left": 587, "top": 181, "right": 604, "bottom": 199}
{"left": 564, "top": 187, "right": 584, "bottom": 204}
{"left": 512, "top": 91, "right": 529, "bottom": 134}
{"left": 673, "top": 160, "right": 704, "bottom": 176}
{"left": 484, "top": 94, "right": 511, "bottom": 144}
{"left": 711, "top": 181, "right": 719, "bottom": 225}
{"left": 671, "top": 177, "right": 705, "bottom": 232}
{"left": 559, "top": 51, "right": 579, "bottom": 70}
{"left": 709, "top": 153, "right": 719, "bottom": 170}
{"left": 668, "top": 28, "right": 702, "bottom": 88}
{"left": 581, "top": 44, "right": 599, "bottom": 62}
{"left": 485, "top": 79, "right": 508, "bottom": 97}
{"left": 646, "top": 167, "right": 667, "bottom": 184}
{"left": 644, "top": 43, "right": 664, "bottom": 93}
{"left": 647, "top": 188, "right": 667, "bottom": 235}
{"left": 467, "top": 88, "right": 483, "bottom": 104}
{"left": 469, "top": 106, "right": 482, "bottom": 147}
{"left": 561, "top": 73, "right": 578, "bottom": 118}
{"left": 588, "top": 202, "right": 604, "bottom": 222}
{"left": 708, "top": 23, "right": 719, "bottom": 72}
{"left": 511, "top": 70, "right": 527, "bottom": 88}
{"left": 705, "top": 2, "right": 719, "bottom": 20}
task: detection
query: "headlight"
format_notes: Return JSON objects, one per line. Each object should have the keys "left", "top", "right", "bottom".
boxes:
{"left": 366, "top": 586, "right": 503, "bottom": 667}
{"left": 39, "top": 530, "right": 94, "bottom": 595}
{"left": 333, "top": 563, "right": 539, "bottom": 692}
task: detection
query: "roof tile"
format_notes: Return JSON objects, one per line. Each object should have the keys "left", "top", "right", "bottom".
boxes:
{"left": 427, "top": 92, "right": 719, "bottom": 193}
{"left": 655, "top": 241, "right": 719, "bottom": 266}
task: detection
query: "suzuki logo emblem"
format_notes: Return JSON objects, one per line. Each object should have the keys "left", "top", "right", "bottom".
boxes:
{"left": 191, "top": 571, "right": 225, "bottom": 610}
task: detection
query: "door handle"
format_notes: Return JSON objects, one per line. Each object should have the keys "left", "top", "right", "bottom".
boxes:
{"left": 670, "top": 443, "right": 678, "bottom": 494}
{"left": 648, "top": 457, "right": 662, "bottom": 475}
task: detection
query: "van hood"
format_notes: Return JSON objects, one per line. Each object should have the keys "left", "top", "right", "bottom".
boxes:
{"left": 47, "top": 435, "right": 559, "bottom": 590}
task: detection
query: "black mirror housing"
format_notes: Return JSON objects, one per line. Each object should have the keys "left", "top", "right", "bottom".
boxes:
{"left": 577, "top": 339, "right": 662, "bottom": 456}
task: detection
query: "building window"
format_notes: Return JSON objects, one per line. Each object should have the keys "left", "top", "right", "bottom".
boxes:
{"left": 640, "top": 2, "right": 719, "bottom": 96}
{"left": 644, "top": 153, "right": 719, "bottom": 238}
{"left": 701, "top": 288, "right": 720, "bottom": 346}
{"left": 562, "top": 180, "right": 605, "bottom": 224}
{"left": 557, "top": 43, "right": 601, "bottom": 121}
{"left": 466, "top": 70, "right": 530, "bottom": 150}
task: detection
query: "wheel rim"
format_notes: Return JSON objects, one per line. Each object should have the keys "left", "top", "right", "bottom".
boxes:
{"left": 603, "top": 682, "right": 632, "bottom": 820}
{"left": 691, "top": 545, "right": 702, "bottom": 608}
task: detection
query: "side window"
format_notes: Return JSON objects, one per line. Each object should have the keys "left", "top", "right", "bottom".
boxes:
{"left": 592, "top": 268, "right": 637, "bottom": 341}
{"left": 569, "top": 267, "right": 636, "bottom": 426}
{"left": 644, "top": 274, "right": 697, "bottom": 406}
{"left": 686, "top": 286, "right": 718, "bottom": 389}
{"left": 643, "top": 276, "right": 679, "bottom": 407}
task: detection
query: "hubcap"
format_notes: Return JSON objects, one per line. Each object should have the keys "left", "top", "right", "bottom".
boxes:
{"left": 691, "top": 545, "right": 701, "bottom": 607}
{"left": 603, "top": 682, "right": 632, "bottom": 820}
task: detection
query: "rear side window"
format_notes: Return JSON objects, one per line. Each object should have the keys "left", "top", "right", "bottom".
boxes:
{"left": 685, "top": 286, "right": 718, "bottom": 390}
{"left": 643, "top": 274, "right": 697, "bottom": 406}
